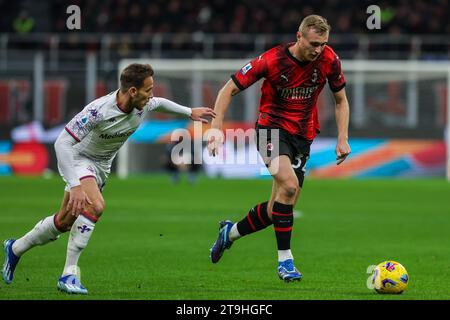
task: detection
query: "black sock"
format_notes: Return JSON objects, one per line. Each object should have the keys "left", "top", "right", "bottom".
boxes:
{"left": 237, "top": 202, "right": 272, "bottom": 236}
{"left": 272, "top": 202, "right": 294, "bottom": 250}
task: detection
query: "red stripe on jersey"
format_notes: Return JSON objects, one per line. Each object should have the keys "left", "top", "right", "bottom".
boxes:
{"left": 274, "top": 226, "right": 292, "bottom": 232}
{"left": 65, "top": 127, "right": 80, "bottom": 142}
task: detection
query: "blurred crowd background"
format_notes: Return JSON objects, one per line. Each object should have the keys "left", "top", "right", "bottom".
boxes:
{"left": 2, "top": 0, "right": 449, "bottom": 35}
{"left": 0, "top": 0, "right": 448, "bottom": 60}
{"left": 0, "top": 0, "right": 448, "bottom": 178}
{"left": 0, "top": 0, "right": 448, "bottom": 127}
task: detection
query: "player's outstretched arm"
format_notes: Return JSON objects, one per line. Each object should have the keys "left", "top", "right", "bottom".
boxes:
{"left": 151, "top": 97, "right": 215, "bottom": 123}
{"left": 207, "top": 80, "right": 241, "bottom": 156}
{"left": 333, "top": 87, "right": 351, "bottom": 165}
{"left": 211, "top": 80, "right": 240, "bottom": 130}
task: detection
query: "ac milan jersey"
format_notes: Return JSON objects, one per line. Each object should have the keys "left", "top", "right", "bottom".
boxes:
{"left": 231, "top": 43, "right": 346, "bottom": 140}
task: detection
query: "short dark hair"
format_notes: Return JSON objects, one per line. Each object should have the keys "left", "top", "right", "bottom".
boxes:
{"left": 120, "top": 63, "right": 154, "bottom": 92}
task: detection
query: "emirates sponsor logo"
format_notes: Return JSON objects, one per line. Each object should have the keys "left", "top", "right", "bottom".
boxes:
{"left": 278, "top": 85, "right": 319, "bottom": 100}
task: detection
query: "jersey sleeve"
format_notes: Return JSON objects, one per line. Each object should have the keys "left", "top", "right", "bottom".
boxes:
{"left": 147, "top": 97, "right": 192, "bottom": 116}
{"left": 147, "top": 97, "right": 160, "bottom": 111}
{"left": 64, "top": 104, "right": 104, "bottom": 142}
{"left": 327, "top": 54, "right": 346, "bottom": 92}
{"left": 231, "top": 54, "right": 268, "bottom": 91}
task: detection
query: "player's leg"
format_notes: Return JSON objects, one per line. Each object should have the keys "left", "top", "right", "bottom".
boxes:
{"left": 269, "top": 157, "right": 302, "bottom": 282}
{"left": 57, "top": 177, "right": 104, "bottom": 294}
{"left": 213, "top": 128, "right": 289, "bottom": 244}
{"left": 55, "top": 192, "right": 78, "bottom": 231}
{"left": 2, "top": 193, "right": 69, "bottom": 285}
{"left": 269, "top": 155, "right": 297, "bottom": 246}
{"left": 63, "top": 177, "right": 104, "bottom": 275}
{"left": 210, "top": 127, "right": 278, "bottom": 263}
{"left": 209, "top": 156, "right": 297, "bottom": 265}
{"left": 210, "top": 186, "right": 274, "bottom": 263}
{"left": 269, "top": 155, "right": 307, "bottom": 282}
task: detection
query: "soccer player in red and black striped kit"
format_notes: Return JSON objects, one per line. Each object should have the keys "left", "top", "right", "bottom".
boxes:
{"left": 208, "top": 15, "right": 351, "bottom": 282}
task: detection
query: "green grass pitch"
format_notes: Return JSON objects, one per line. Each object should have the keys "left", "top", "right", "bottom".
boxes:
{"left": 0, "top": 175, "right": 449, "bottom": 300}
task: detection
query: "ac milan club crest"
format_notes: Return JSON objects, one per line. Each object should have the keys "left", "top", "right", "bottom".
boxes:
{"left": 311, "top": 68, "right": 319, "bottom": 83}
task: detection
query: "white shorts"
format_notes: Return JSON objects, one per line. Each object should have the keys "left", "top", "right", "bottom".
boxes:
{"left": 59, "top": 155, "right": 110, "bottom": 193}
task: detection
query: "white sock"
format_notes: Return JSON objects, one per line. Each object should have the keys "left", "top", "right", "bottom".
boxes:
{"left": 63, "top": 215, "right": 96, "bottom": 276}
{"left": 228, "top": 223, "right": 241, "bottom": 242}
{"left": 12, "top": 215, "right": 62, "bottom": 257}
{"left": 278, "top": 249, "right": 293, "bottom": 262}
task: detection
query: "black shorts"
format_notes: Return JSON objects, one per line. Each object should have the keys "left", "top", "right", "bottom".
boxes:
{"left": 255, "top": 124, "right": 312, "bottom": 187}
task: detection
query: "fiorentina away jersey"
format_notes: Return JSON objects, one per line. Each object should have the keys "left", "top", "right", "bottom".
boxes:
{"left": 64, "top": 90, "right": 162, "bottom": 164}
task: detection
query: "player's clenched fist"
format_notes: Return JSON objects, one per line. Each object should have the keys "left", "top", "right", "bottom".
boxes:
{"left": 335, "top": 139, "right": 351, "bottom": 165}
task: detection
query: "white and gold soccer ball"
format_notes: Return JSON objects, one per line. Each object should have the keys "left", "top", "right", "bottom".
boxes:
{"left": 371, "top": 261, "right": 409, "bottom": 294}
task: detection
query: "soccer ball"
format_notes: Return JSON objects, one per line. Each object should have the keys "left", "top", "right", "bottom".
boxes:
{"left": 371, "top": 261, "right": 409, "bottom": 294}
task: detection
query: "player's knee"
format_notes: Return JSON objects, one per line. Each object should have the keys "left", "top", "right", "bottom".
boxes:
{"left": 280, "top": 180, "right": 299, "bottom": 199}
{"left": 90, "top": 199, "right": 105, "bottom": 217}
{"left": 283, "top": 186, "right": 298, "bottom": 199}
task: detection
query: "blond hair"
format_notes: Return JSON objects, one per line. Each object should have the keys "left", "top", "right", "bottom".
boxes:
{"left": 299, "top": 15, "right": 331, "bottom": 35}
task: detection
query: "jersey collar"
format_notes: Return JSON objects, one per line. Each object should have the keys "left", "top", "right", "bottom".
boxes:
{"left": 285, "top": 43, "right": 312, "bottom": 67}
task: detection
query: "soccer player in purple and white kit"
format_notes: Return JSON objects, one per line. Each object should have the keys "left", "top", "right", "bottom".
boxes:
{"left": 208, "top": 15, "right": 351, "bottom": 282}
{"left": 2, "top": 63, "right": 215, "bottom": 294}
